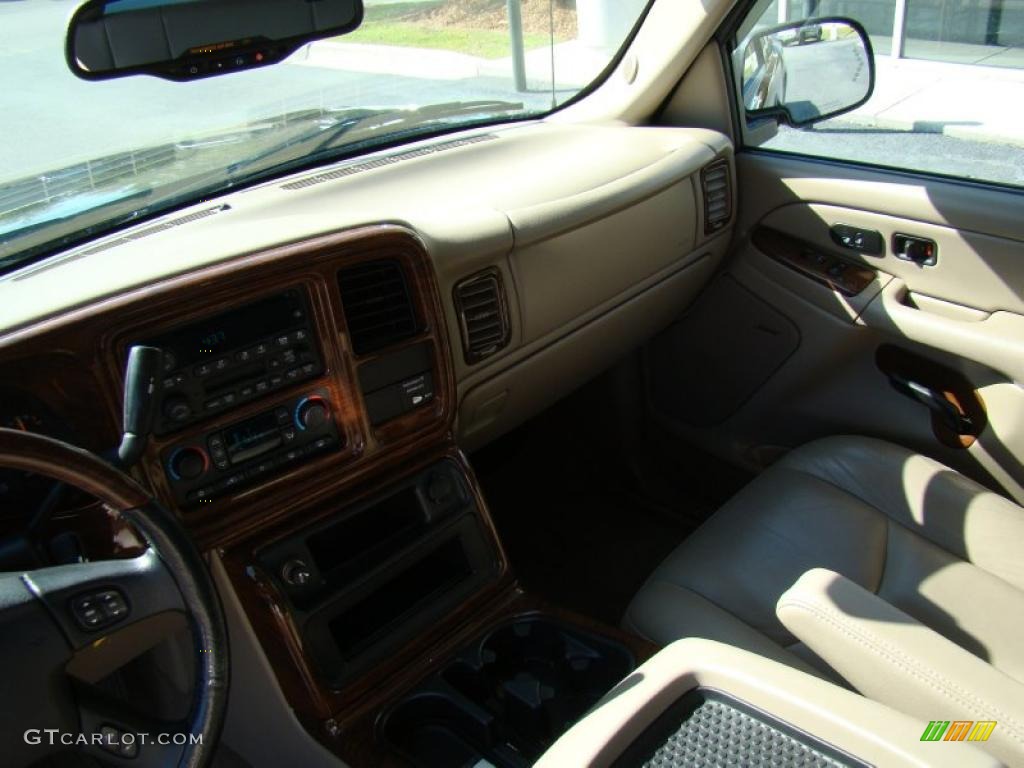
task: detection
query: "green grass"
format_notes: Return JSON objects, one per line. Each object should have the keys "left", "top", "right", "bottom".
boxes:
{"left": 339, "top": 1, "right": 557, "bottom": 59}
{"left": 344, "top": 23, "right": 552, "bottom": 59}
{"left": 363, "top": 1, "right": 448, "bottom": 22}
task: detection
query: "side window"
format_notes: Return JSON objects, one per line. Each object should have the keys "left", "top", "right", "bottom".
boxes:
{"left": 732, "top": 0, "right": 1024, "bottom": 187}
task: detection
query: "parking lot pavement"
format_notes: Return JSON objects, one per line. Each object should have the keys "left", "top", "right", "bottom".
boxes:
{"left": 852, "top": 55, "right": 1024, "bottom": 148}
{"left": 4, "top": 0, "right": 1023, "bottom": 188}
{"left": 0, "top": 0, "right": 545, "bottom": 183}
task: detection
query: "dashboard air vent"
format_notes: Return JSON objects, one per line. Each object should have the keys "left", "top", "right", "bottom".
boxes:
{"left": 338, "top": 260, "right": 420, "bottom": 356}
{"left": 454, "top": 269, "right": 510, "bottom": 364}
{"left": 701, "top": 159, "right": 732, "bottom": 235}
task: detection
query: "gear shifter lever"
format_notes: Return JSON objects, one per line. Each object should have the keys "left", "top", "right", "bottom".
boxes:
{"left": 117, "top": 345, "right": 163, "bottom": 468}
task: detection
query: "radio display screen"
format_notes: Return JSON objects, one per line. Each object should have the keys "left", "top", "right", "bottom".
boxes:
{"left": 150, "top": 290, "right": 307, "bottom": 368}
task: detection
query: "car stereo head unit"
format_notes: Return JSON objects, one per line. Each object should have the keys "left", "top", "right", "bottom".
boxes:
{"left": 144, "top": 288, "right": 323, "bottom": 434}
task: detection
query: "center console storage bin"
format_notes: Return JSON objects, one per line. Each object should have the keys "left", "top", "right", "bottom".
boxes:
{"left": 382, "top": 617, "right": 634, "bottom": 768}
{"left": 257, "top": 460, "right": 501, "bottom": 688}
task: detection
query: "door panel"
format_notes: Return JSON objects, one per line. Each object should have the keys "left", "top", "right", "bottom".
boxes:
{"left": 646, "top": 150, "right": 1024, "bottom": 503}
{"left": 760, "top": 203, "right": 1024, "bottom": 316}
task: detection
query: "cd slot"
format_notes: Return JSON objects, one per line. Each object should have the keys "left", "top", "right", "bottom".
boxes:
{"left": 230, "top": 435, "right": 283, "bottom": 464}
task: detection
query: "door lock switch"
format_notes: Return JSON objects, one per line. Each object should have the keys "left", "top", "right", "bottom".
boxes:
{"left": 830, "top": 224, "right": 884, "bottom": 256}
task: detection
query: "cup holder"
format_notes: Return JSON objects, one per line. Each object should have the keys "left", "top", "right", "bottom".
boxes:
{"left": 382, "top": 616, "right": 634, "bottom": 767}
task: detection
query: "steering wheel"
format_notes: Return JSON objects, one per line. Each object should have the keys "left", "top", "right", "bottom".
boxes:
{"left": 0, "top": 428, "right": 229, "bottom": 768}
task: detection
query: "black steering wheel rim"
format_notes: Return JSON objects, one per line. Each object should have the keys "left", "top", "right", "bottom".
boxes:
{"left": 0, "top": 427, "right": 229, "bottom": 768}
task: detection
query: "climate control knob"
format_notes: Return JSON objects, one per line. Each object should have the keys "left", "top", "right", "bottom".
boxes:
{"left": 294, "top": 396, "right": 329, "bottom": 431}
{"left": 169, "top": 446, "right": 209, "bottom": 481}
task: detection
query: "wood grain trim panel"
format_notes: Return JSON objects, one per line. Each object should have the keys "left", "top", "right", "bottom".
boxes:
{"left": 218, "top": 444, "right": 655, "bottom": 764}
{"left": 218, "top": 447, "right": 511, "bottom": 723}
{"left": 324, "top": 592, "right": 658, "bottom": 765}
{"left": 753, "top": 226, "right": 876, "bottom": 297}
{"left": 0, "top": 225, "right": 455, "bottom": 550}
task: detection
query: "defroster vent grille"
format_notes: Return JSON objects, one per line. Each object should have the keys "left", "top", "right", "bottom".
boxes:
{"left": 338, "top": 260, "right": 420, "bottom": 356}
{"left": 454, "top": 269, "right": 510, "bottom": 364}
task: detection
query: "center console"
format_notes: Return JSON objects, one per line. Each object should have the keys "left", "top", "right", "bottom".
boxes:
{"left": 257, "top": 459, "right": 502, "bottom": 688}
{"left": 101, "top": 228, "right": 671, "bottom": 767}
{"left": 383, "top": 617, "right": 635, "bottom": 768}
{"left": 534, "top": 639, "right": 995, "bottom": 768}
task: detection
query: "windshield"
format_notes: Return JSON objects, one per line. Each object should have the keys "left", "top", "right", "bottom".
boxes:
{"left": 0, "top": 0, "right": 650, "bottom": 273}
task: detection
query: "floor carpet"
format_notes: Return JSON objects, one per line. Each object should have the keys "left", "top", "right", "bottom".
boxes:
{"left": 471, "top": 378, "right": 749, "bottom": 627}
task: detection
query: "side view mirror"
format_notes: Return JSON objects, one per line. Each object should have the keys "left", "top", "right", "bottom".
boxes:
{"left": 740, "top": 17, "right": 875, "bottom": 127}
{"left": 66, "top": 0, "right": 364, "bottom": 82}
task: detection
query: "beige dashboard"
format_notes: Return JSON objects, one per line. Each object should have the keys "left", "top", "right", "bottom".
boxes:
{"left": 0, "top": 119, "right": 734, "bottom": 764}
{"left": 0, "top": 122, "right": 734, "bottom": 454}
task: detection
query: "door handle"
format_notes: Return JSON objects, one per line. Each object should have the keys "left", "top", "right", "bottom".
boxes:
{"left": 893, "top": 234, "right": 937, "bottom": 266}
{"left": 860, "top": 278, "right": 1024, "bottom": 384}
{"left": 888, "top": 373, "right": 973, "bottom": 435}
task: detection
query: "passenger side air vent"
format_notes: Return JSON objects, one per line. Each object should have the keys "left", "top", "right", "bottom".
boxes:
{"left": 701, "top": 159, "right": 732, "bottom": 235}
{"left": 338, "top": 260, "right": 420, "bottom": 356}
{"left": 454, "top": 269, "right": 510, "bottom": 364}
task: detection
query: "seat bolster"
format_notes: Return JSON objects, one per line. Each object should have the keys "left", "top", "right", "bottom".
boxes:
{"left": 778, "top": 568, "right": 1024, "bottom": 767}
{"left": 780, "top": 436, "right": 1024, "bottom": 591}
{"left": 624, "top": 579, "right": 823, "bottom": 678}
{"left": 879, "top": 520, "right": 1024, "bottom": 684}
{"left": 646, "top": 465, "right": 887, "bottom": 643}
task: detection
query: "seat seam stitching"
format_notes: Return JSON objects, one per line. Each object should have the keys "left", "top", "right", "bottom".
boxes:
{"left": 779, "top": 596, "right": 1024, "bottom": 744}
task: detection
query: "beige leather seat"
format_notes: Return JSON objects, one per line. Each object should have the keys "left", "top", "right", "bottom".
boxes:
{"left": 624, "top": 436, "right": 1024, "bottom": 682}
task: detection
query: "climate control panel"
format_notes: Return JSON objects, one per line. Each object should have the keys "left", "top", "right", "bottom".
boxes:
{"left": 163, "top": 390, "right": 341, "bottom": 506}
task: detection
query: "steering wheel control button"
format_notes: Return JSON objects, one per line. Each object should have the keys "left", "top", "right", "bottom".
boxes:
{"left": 100, "top": 725, "right": 139, "bottom": 758}
{"left": 71, "top": 588, "right": 130, "bottom": 631}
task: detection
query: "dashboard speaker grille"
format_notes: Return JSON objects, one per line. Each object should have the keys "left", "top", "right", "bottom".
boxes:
{"left": 454, "top": 269, "right": 509, "bottom": 364}
{"left": 10, "top": 204, "right": 230, "bottom": 280}
{"left": 701, "top": 159, "right": 732, "bottom": 235}
{"left": 338, "top": 260, "right": 420, "bottom": 356}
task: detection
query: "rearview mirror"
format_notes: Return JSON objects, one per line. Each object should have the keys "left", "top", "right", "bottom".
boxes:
{"left": 66, "top": 0, "right": 364, "bottom": 81}
{"left": 741, "top": 17, "right": 874, "bottom": 127}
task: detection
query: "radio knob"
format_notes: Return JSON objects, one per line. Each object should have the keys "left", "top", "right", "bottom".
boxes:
{"left": 295, "top": 396, "right": 329, "bottom": 431}
{"left": 163, "top": 394, "right": 192, "bottom": 423}
{"left": 169, "top": 446, "right": 209, "bottom": 481}
{"left": 281, "top": 558, "right": 313, "bottom": 587}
